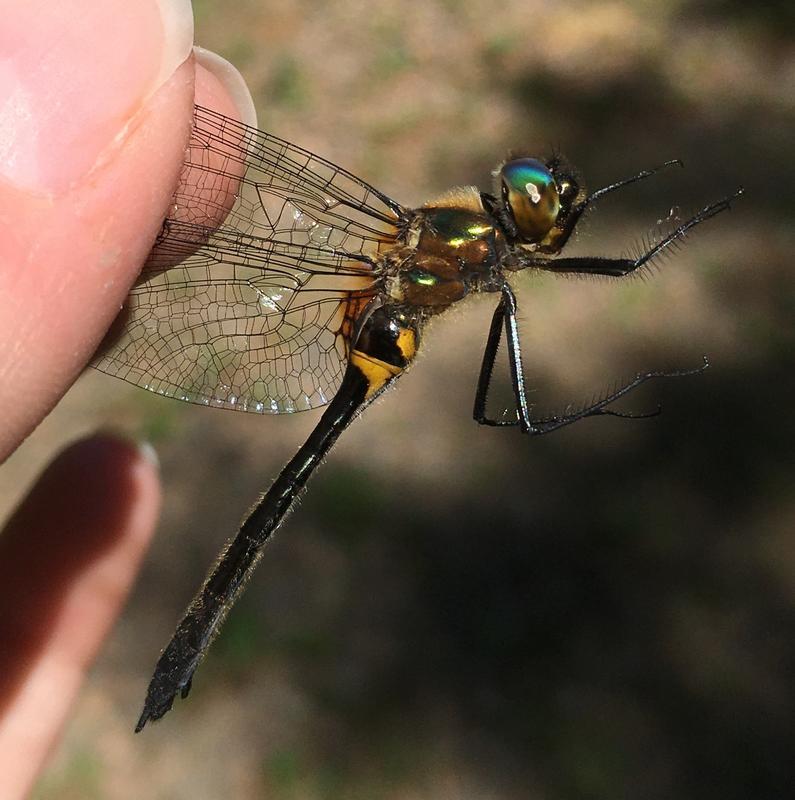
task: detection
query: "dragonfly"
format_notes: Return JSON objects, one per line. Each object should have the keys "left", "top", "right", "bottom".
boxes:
{"left": 93, "top": 105, "right": 742, "bottom": 731}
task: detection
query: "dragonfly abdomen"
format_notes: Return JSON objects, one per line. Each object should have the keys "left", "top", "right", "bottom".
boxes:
{"left": 350, "top": 305, "right": 420, "bottom": 401}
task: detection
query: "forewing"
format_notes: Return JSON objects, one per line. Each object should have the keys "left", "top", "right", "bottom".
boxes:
{"left": 93, "top": 106, "right": 402, "bottom": 413}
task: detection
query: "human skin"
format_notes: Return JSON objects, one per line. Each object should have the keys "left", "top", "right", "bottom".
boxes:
{"left": 0, "top": 1, "right": 255, "bottom": 795}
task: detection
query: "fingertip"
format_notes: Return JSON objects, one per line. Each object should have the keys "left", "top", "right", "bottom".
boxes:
{"left": 0, "top": 433, "right": 161, "bottom": 798}
{"left": 0, "top": 0, "right": 194, "bottom": 194}
{"left": 194, "top": 46, "right": 258, "bottom": 127}
{"left": 154, "top": 50, "right": 259, "bottom": 239}
{"left": 0, "top": 432, "right": 162, "bottom": 627}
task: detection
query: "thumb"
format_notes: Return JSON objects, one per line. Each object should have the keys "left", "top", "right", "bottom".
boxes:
{"left": 0, "top": 0, "right": 196, "bottom": 458}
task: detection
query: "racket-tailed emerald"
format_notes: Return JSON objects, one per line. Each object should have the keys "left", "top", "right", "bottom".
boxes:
{"left": 92, "top": 105, "right": 742, "bottom": 730}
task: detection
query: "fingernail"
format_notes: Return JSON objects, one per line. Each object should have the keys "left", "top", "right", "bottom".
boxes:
{"left": 137, "top": 440, "right": 160, "bottom": 470}
{"left": 194, "top": 46, "right": 258, "bottom": 128}
{"left": 153, "top": 0, "right": 195, "bottom": 98}
{"left": 71, "top": 432, "right": 160, "bottom": 473}
{"left": 0, "top": 0, "right": 194, "bottom": 194}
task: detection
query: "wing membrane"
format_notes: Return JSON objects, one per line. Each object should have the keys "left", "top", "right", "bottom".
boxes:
{"left": 93, "top": 105, "right": 403, "bottom": 413}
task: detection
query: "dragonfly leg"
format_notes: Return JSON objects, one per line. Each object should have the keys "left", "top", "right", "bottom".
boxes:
{"left": 473, "top": 283, "right": 532, "bottom": 432}
{"left": 473, "top": 285, "right": 709, "bottom": 436}
{"left": 539, "top": 190, "right": 743, "bottom": 277}
{"left": 517, "top": 357, "right": 709, "bottom": 436}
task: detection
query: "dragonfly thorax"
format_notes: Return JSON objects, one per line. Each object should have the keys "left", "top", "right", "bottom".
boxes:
{"left": 385, "top": 193, "right": 507, "bottom": 308}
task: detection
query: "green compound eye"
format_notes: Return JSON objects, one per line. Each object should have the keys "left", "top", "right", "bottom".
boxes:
{"left": 500, "top": 158, "right": 561, "bottom": 243}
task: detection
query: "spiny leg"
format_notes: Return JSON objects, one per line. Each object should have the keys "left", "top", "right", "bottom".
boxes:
{"left": 585, "top": 159, "right": 683, "bottom": 205}
{"left": 473, "top": 287, "right": 508, "bottom": 425}
{"left": 539, "top": 159, "right": 686, "bottom": 253}
{"left": 525, "top": 357, "right": 709, "bottom": 435}
{"left": 473, "top": 283, "right": 532, "bottom": 432}
{"left": 473, "top": 285, "right": 710, "bottom": 435}
{"left": 541, "top": 188, "right": 744, "bottom": 277}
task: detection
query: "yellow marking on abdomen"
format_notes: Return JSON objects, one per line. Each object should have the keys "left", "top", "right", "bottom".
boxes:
{"left": 395, "top": 328, "right": 417, "bottom": 363}
{"left": 350, "top": 350, "right": 404, "bottom": 399}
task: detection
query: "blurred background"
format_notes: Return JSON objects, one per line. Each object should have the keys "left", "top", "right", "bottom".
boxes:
{"left": 2, "top": 0, "right": 793, "bottom": 797}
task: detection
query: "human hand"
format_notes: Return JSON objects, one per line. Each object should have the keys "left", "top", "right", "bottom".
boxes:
{"left": 0, "top": 1, "right": 256, "bottom": 795}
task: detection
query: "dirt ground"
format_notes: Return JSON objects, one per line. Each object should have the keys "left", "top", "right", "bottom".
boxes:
{"left": 2, "top": 1, "right": 793, "bottom": 798}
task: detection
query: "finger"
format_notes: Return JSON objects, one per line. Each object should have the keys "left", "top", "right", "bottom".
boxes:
{"left": 0, "top": 434, "right": 161, "bottom": 800}
{"left": 0, "top": 0, "right": 195, "bottom": 460}
{"left": 141, "top": 48, "right": 258, "bottom": 255}
{"left": 193, "top": 46, "right": 258, "bottom": 129}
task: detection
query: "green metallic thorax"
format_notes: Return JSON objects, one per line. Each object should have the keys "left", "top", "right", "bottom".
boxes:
{"left": 385, "top": 192, "right": 508, "bottom": 309}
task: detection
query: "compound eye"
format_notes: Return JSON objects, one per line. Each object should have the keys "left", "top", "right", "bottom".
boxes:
{"left": 500, "top": 158, "right": 561, "bottom": 242}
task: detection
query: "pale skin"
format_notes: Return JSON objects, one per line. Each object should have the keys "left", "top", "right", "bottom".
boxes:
{"left": 0, "top": 1, "right": 253, "bottom": 795}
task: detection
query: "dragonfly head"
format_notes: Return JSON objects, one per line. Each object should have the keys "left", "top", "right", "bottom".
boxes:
{"left": 494, "top": 155, "right": 586, "bottom": 253}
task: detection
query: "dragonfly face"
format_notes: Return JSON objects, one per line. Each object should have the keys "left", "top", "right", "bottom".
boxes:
{"left": 93, "top": 106, "right": 741, "bottom": 730}
{"left": 495, "top": 155, "right": 582, "bottom": 249}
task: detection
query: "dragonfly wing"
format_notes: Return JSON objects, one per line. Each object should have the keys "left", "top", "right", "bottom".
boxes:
{"left": 93, "top": 106, "right": 402, "bottom": 413}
